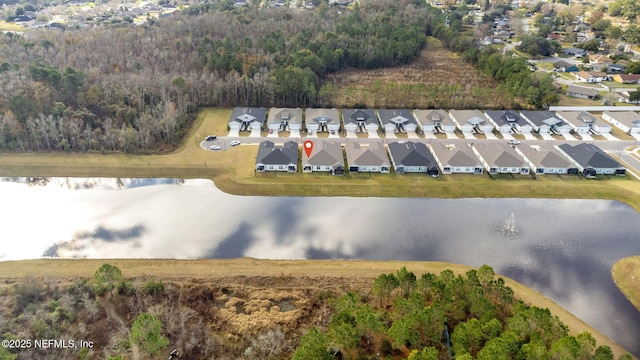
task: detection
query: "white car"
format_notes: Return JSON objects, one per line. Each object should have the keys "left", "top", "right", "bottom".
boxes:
{"left": 508, "top": 140, "right": 521, "bottom": 145}
{"left": 210, "top": 145, "right": 221, "bottom": 150}
{"left": 230, "top": 140, "right": 241, "bottom": 147}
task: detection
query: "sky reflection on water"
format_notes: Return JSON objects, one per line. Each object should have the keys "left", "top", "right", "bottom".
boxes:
{"left": 0, "top": 177, "right": 639, "bottom": 355}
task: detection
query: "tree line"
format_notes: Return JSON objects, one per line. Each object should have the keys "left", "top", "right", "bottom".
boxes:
{"left": 292, "top": 265, "right": 630, "bottom": 359}
{"left": 0, "top": 0, "right": 430, "bottom": 153}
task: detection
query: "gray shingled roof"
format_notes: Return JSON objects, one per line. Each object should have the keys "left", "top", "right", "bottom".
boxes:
{"left": 342, "top": 109, "right": 377, "bottom": 125}
{"left": 230, "top": 107, "right": 267, "bottom": 124}
{"left": 388, "top": 141, "right": 436, "bottom": 167}
{"left": 377, "top": 109, "right": 417, "bottom": 125}
{"left": 485, "top": 110, "right": 525, "bottom": 126}
{"left": 256, "top": 140, "right": 298, "bottom": 165}
{"left": 557, "top": 143, "right": 623, "bottom": 169}
{"left": 345, "top": 142, "right": 389, "bottom": 167}
{"left": 304, "top": 140, "right": 343, "bottom": 167}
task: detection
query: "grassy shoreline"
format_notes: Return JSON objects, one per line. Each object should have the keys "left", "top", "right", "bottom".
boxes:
{"left": 612, "top": 256, "right": 640, "bottom": 313}
{"left": 0, "top": 258, "right": 634, "bottom": 358}
{"left": 0, "top": 108, "right": 639, "bottom": 212}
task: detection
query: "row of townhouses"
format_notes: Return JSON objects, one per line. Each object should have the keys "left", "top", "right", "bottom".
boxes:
{"left": 255, "top": 140, "right": 627, "bottom": 179}
{"left": 229, "top": 107, "right": 640, "bottom": 138}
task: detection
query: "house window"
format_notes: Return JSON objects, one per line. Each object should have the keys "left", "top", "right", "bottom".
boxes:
{"left": 443, "top": 167, "right": 451, "bottom": 172}
{"left": 316, "top": 166, "right": 321, "bottom": 170}
{"left": 490, "top": 167, "right": 497, "bottom": 173}
{"left": 303, "top": 165, "right": 311, "bottom": 171}
{"left": 257, "top": 165, "right": 265, "bottom": 171}
{"left": 381, "top": 167, "right": 389, "bottom": 172}
{"left": 474, "top": 167, "right": 483, "bottom": 173}
{"left": 536, "top": 168, "right": 544, "bottom": 173}
{"left": 521, "top": 168, "right": 529, "bottom": 173}
{"left": 278, "top": 165, "right": 284, "bottom": 170}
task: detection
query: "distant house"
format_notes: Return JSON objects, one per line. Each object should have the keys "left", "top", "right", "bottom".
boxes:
{"left": 520, "top": 111, "right": 571, "bottom": 135}
{"left": 616, "top": 91, "right": 640, "bottom": 104}
{"left": 429, "top": 142, "right": 484, "bottom": 174}
{"left": 556, "top": 143, "right": 626, "bottom": 177}
{"left": 555, "top": 111, "right": 611, "bottom": 135}
{"left": 267, "top": 108, "right": 302, "bottom": 133}
{"left": 515, "top": 143, "right": 577, "bottom": 175}
{"left": 377, "top": 109, "right": 418, "bottom": 135}
{"left": 574, "top": 71, "right": 609, "bottom": 83}
{"left": 606, "top": 63, "right": 627, "bottom": 74}
{"left": 471, "top": 142, "right": 530, "bottom": 175}
{"left": 345, "top": 142, "right": 390, "bottom": 173}
{"left": 484, "top": 110, "right": 532, "bottom": 135}
{"left": 566, "top": 84, "right": 599, "bottom": 100}
{"left": 449, "top": 109, "right": 493, "bottom": 134}
{"left": 305, "top": 108, "right": 340, "bottom": 134}
{"left": 589, "top": 54, "right": 613, "bottom": 64}
{"left": 602, "top": 111, "right": 640, "bottom": 135}
{"left": 228, "top": 107, "right": 267, "bottom": 132}
{"left": 413, "top": 109, "right": 456, "bottom": 134}
{"left": 255, "top": 140, "right": 298, "bottom": 173}
{"left": 342, "top": 109, "right": 378, "bottom": 133}
{"left": 562, "top": 48, "right": 587, "bottom": 58}
{"left": 388, "top": 141, "right": 439, "bottom": 176}
{"left": 302, "top": 140, "right": 344, "bottom": 175}
{"left": 554, "top": 60, "right": 579, "bottom": 72}
{"left": 612, "top": 74, "right": 640, "bottom": 84}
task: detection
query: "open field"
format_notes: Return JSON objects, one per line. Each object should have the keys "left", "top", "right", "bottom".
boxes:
{"left": 2, "top": 108, "right": 640, "bottom": 212}
{"left": 322, "top": 38, "right": 516, "bottom": 109}
{"left": 0, "top": 258, "right": 634, "bottom": 358}
{"left": 612, "top": 256, "right": 640, "bottom": 313}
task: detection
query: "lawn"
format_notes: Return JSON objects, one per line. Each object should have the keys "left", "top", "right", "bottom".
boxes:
{"left": 612, "top": 256, "right": 640, "bottom": 313}
{"left": 1, "top": 108, "right": 640, "bottom": 213}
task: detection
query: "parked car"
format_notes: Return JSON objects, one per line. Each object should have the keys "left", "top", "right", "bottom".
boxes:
{"left": 210, "top": 145, "right": 221, "bottom": 150}
{"left": 230, "top": 140, "right": 240, "bottom": 147}
{"left": 205, "top": 135, "right": 217, "bottom": 141}
{"left": 508, "top": 140, "right": 521, "bottom": 145}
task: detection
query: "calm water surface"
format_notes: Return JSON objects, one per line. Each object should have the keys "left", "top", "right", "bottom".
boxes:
{"left": 0, "top": 177, "right": 639, "bottom": 355}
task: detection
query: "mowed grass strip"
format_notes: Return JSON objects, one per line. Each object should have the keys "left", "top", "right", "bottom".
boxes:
{"left": 612, "top": 256, "right": 640, "bottom": 312}
{"left": 0, "top": 258, "right": 634, "bottom": 359}
{"left": 1, "top": 108, "right": 640, "bottom": 212}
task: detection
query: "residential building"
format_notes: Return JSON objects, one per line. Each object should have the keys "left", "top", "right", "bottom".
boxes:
{"left": 228, "top": 107, "right": 267, "bottom": 132}
{"left": 574, "top": 71, "right": 609, "bottom": 83}
{"left": 266, "top": 108, "right": 302, "bottom": 133}
{"left": 342, "top": 109, "right": 378, "bottom": 133}
{"left": 301, "top": 140, "right": 344, "bottom": 175}
{"left": 484, "top": 110, "right": 532, "bottom": 134}
{"left": 413, "top": 109, "right": 455, "bottom": 134}
{"left": 345, "top": 142, "right": 390, "bottom": 173}
{"left": 429, "top": 142, "right": 484, "bottom": 174}
{"left": 449, "top": 109, "right": 493, "bottom": 134}
{"left": 377, "top": 109, "right": 418, "bottom": 135}
{"left": 602, "top": 111, "right": 640, "bottom": 135}
{"left": 520, "top": 111, "right": 571, "bottom": 135}
{"left": 566, "top": 84, "right": 599, "bottom": 99}
{"left": 515, "top": 143, "right": 577, "bottom": 175}
{"left": 305, "top": 108, "right": 340, "bottom": 134}
{"left": 612, "top": 74, "right": 640, "bottom": 84}
{"left": 556, "top": 143, "right": 626, "bottom": 177}
{"left": 556, "top": 111, "right": 611, "bottom": 135}
{"left": 255, "top": 140, "right": 298, "bottom": 172}
{"left": 471, "top": 142, "right": 530, "bottom": 175}
{"left": 388, "top": 141, "right": 439, "bottom": 176}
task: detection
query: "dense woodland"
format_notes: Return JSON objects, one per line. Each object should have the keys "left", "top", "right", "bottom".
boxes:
{"left": 1, "top": 264, "right": 631, "bottom": 360}
{"left": 0, "top": 0, "right": 550, "bottom": 153}
{"left": 292, "top": 266, "right": 629, "bottom": 360}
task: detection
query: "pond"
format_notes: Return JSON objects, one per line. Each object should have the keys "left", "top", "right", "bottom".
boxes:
{"left": 0, "top": 177, "right": 639, "bottom": 355}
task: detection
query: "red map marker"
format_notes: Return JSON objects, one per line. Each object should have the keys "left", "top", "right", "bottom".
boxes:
{"left": 303, "top": 140, "right": 314, "bottom": 157}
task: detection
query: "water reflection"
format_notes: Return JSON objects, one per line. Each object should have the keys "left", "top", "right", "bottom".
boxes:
{"left": 0, "top": 178, "right": 639, "bottom": 355}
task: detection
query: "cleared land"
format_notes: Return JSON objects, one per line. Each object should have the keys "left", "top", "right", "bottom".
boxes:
{"left": 612, "top": 256, "right": 640, "bottom": 313}
{"left": 0, "top": 258, "right": 634, "bottom": 359}
{"left": 323, "top": 38, "right": 512, "bottom": 109}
